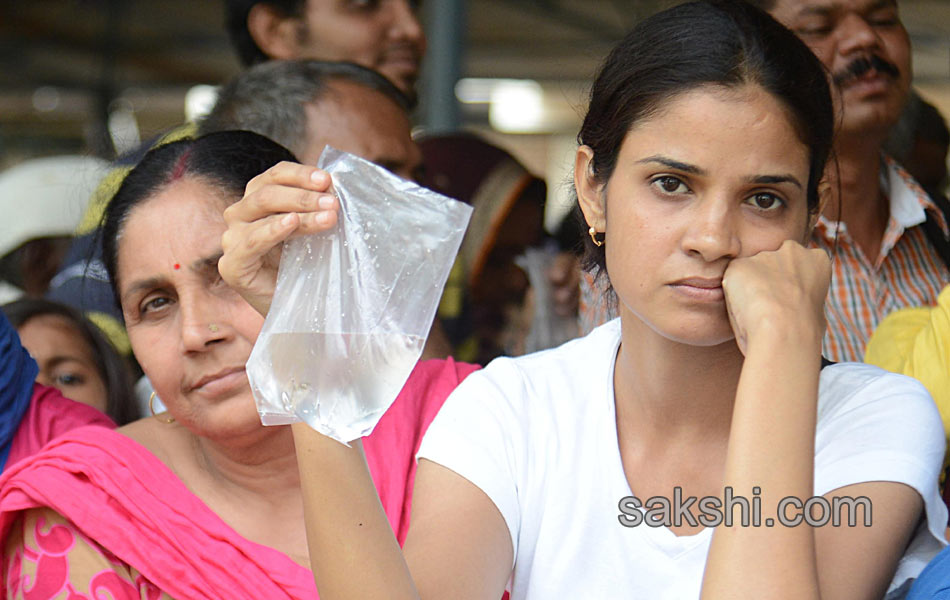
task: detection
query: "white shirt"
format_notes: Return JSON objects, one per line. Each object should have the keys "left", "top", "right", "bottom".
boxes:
{"left": 418, "top": 319, "right": 947, "bottom": 599}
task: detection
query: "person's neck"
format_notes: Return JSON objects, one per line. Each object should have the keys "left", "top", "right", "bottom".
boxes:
{"left": 191, "top": 426, "right": 301, "bottom": 503}
{"left": 613, "top": 311, "right": 743, "bottom": 448}
{"left": 823, "top": 130, "right": 890, "bottom": 260}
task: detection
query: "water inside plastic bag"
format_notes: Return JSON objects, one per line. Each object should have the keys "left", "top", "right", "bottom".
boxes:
{"left": 246, "top": 147, "right": 472, "bottom": 444}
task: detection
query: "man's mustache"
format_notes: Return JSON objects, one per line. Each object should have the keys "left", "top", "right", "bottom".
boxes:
{"left": 832, "top": 55, "right": 901, "bottom": 87}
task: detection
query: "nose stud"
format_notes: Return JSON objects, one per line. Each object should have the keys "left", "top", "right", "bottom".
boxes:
{"left": 208, "top": 323, "right": 219, "bottom": 333}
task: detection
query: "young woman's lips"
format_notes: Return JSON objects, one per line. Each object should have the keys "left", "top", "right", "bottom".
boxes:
{"left": 188, "top": 367, "right": 247, "bottom": 398}
{"left": 669, "top": 277, "right": 725, "bottom": 302}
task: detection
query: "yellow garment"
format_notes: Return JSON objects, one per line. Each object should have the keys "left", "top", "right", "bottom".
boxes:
{"left": 866, "top": 285, "right": 950, "bottom": 480}
{"left": 76, "top": 123, "right": 197, "bottom": 235}
{"left": 73, "top": 123, "right": 197, "bottom": 354}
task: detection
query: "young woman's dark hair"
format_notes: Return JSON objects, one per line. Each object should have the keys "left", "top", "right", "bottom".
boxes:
{"left": 578, "top": 0, "right": 834, "bottom": 280}
{"left": 101, "top": 131, "right": 298, "bottom": 300}
{"left": 2, "top": 298, "right": 139, "bottom": 425}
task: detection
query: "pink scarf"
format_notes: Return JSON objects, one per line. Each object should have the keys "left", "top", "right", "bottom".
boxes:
{"left": 0, "top": 358, "right": 478, "bottom": 598}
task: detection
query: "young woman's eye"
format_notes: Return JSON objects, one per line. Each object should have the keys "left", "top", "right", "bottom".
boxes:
{"left": 54, "top": 372, "right": 85, "bottom": 386}
{"left": 652, "top": 176, "right": 689, "bottom": 194}
{"left": 747, "top": 193, "right": 784, "bottom": 211}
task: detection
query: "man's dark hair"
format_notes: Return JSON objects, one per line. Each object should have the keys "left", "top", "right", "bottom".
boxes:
{"left": 225, "top": 0, "right": 306, "bottom": 67}
{"left": 198, "top": 60, "right": 410, "bottom": 158}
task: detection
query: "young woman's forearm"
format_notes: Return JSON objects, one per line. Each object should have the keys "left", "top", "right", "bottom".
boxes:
{"left": 701, "top": 327, "right": 823, "bottom": 599}
{"left": 292, "top": 423, "right": 420, "bottom": 600}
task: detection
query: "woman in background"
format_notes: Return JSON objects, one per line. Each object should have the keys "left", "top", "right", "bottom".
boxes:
{"left": 3, "top": 298, "right": 138, "bottom": 425}
{"left": 0, "top": 308, "right": 114, "bottom": 475}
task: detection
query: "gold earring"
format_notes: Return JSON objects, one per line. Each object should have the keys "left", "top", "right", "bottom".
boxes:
{"left": 588, "top": 226, "right": 604, "bottom": 247}
{"left": 149, "top": 391, "right": 175, "bottom": 424}
{"left": 208, "top": 323, "right": 219, "bottom": 333}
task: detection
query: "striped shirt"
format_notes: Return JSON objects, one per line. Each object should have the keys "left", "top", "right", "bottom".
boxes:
{"left": 578, "top": 158, "right": 950, "bottom": 361}
{"left": 814, "top": 157, "right": 949, "bottom": 362}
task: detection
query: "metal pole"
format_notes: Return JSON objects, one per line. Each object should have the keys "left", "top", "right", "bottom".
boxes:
{"left": 420, "top": 0, "right": 466, "bottom": 133}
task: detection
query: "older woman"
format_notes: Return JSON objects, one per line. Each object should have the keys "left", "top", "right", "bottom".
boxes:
{"left": 0, "top": 131, "right": 476, "bottom": 598}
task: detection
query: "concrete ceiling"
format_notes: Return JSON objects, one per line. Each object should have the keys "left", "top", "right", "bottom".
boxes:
{"left": 2, "top": 0, "right": 949, "bottom": 163}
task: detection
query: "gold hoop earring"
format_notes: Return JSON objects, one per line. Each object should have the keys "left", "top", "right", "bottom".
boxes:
{"left": 588, "top": 226, "right": 604, "bottom": 247}
{"left": 149, "top": 391, "right": 175, "bottom": 424}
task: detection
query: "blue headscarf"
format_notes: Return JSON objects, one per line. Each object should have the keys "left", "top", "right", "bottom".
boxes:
{"left": 0, "top": 310, "right": 38, "bottom": 471}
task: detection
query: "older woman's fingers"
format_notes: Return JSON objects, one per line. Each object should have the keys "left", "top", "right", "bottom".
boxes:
{"left": 220, "top": 209, "right": 339, "bottom": 277}
{"left": 225, "top": 185, "right": 338, "bottom": 226}
{"left": 245, "top": 161, "right": 331, "bottom": 196}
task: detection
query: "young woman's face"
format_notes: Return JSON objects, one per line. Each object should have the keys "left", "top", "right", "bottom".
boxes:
{"left": 17, "top": 315, "right": 108, "bottom": 413}
{"left": 116, "top": 177, "right": 264, "bottom": 438}
{"left": 578, "top": 85, "right": 812, "bottom": 347}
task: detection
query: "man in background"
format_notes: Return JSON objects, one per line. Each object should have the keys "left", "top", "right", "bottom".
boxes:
{"left": 753, "top": 0, "right": 950, "bottom": 361}
{"left": 225, "top": 0, "right": 425, "bottom": 101}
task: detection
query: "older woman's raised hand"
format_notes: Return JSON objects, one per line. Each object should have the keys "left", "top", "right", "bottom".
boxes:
{"left": 219, "top": 161, "right": 340, "bottom": 316}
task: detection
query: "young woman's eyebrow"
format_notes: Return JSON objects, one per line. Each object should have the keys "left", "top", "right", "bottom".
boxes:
{"left": 635, "top": 156, "right": 705, "bottom": 175}
{"left": 45, "top": 355, "right": 89, "bottom": 370}
{"left": 746, "top": 174, "right": 803, "bottom": 189}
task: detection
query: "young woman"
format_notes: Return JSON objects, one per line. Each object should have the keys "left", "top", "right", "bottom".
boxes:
{"left": 0, "top": 308, "right": 115, "bottom": 475}
{"left": 2, "top": 298, "right": 138, "bottom": 424}
{"left": 219, "top": 2, "right": 947, "bottom": 599}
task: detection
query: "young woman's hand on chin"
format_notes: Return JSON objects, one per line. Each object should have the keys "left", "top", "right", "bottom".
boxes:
{"left": 219, "top": 162, "right": 340, "bottom": 316}
{"left": 721, "top": 240, "right": 830, "bottom": 356}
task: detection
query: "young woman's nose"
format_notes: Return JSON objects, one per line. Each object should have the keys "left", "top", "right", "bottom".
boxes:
{"left": 681, "top": 198, "right": 741, "bottom": 263}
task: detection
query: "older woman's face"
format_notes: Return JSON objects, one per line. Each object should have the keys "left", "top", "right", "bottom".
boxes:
{"left": 117, "top": 177, "right": 264, "bottom": 436}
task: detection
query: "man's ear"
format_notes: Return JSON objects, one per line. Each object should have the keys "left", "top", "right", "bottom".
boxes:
{"left": 247, "top": 3, "right": 304, "bottom": 60}
{"left": 574, "top": 145, "right": 607, "bottom": 233}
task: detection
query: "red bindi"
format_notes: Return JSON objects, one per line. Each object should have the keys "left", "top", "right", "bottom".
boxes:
{"left": 173, "top": 263, "right": 180, "bottom": 270}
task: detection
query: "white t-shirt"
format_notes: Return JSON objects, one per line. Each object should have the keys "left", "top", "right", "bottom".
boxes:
{"left": 418, "top": 319, "right": 948, "bottom": 599}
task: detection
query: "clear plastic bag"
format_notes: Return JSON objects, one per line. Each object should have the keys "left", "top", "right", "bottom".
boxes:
{"left": 513, "top": 246, "right": 580, "bottom": 354}
{"left": 246, "top": 147, "right": 472, "bottom": 444}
